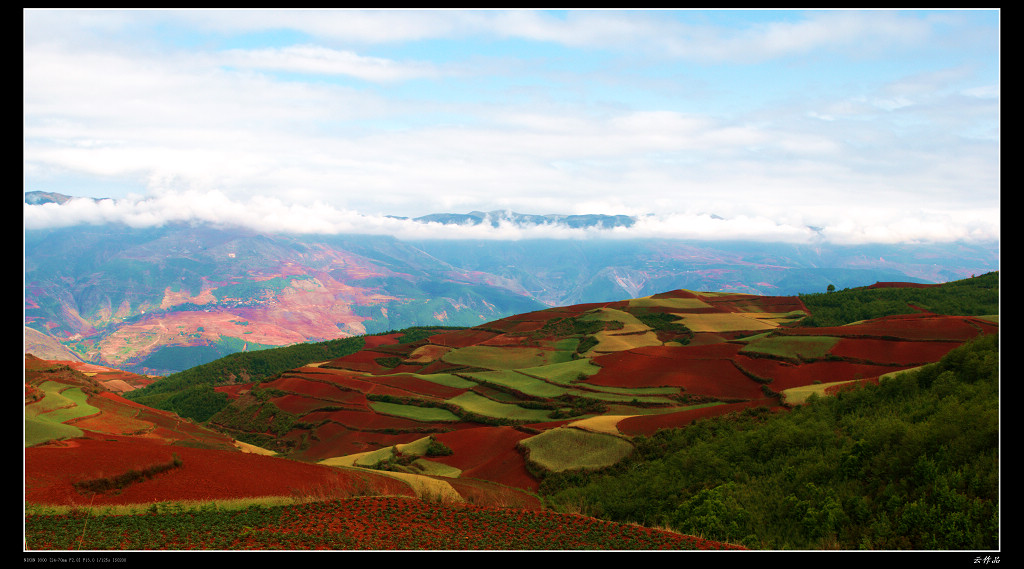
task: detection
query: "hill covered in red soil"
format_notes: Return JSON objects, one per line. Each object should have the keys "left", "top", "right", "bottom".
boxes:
{"left": 25, "top": 277, "right": 998, "bottom": 530}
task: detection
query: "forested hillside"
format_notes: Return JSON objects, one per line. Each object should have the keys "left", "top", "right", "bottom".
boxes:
{"left": 542, "top": 332, "right": 999, "bottom": 549}
{"left": 798, "top": 271, "right": 998, "bottom": 327}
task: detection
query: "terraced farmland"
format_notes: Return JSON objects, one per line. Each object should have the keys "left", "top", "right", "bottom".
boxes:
{"left": 25, "top": 276, "right": 998, "bottom": 550}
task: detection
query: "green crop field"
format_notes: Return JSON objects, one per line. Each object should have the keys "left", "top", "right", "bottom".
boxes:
{"left": 463, "top": 370, "right": 573, "bottom": 398}
{"left": 24, "top": 418, "right": 83, "bottom": 447}
{"left": 739, "top": 335, "right": 840, "bottom": 360}
{"left": 26, "top": 381, "right": 80, "bottom": 416}
{"left": 24, "top": 382, "right": 94, "bottom": 446}
{"left": 517, "top": 359, "right": 601, "bottom": 385}
{"left": 442, "top": 346, "right": 566, "bottom": 370}
{"left": 42, "top": 387, "right": 98, "bottom": 423}
{"left": 446, "top": 392, "right": 554, "bottom": 422}
{"left": 368, "top": 401, "right": 462, "bottom": 423}
{"left": 520, "top": 427, "right": 634, "bottom": 473}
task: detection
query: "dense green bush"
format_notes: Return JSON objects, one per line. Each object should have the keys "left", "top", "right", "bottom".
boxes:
{"left": 798, "top": 272, "right": 998, "bottom": 327}
{"left": 544, "top": 333, "right": 999, "bottom": 550}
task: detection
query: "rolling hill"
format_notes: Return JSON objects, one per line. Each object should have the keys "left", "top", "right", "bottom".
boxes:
{"left": 24, "top": 271, "right": 998, "bottom": 550}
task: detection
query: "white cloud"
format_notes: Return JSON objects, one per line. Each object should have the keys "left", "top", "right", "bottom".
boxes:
{"left": 217, "top": 44, "right": 441, "bottom": 82}
{"left": 23, "top": 9, "right": 999, "bottom": 246}
{"left": 23, "top": 191, "right": 1000, "bottom": 246}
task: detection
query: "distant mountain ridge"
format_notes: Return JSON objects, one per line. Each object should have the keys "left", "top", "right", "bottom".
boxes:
{"left": 399, "top": 210, "right": 637, "bottom": 229}
{"left": 25, "top": 191, "right": 105, "bottom": 205}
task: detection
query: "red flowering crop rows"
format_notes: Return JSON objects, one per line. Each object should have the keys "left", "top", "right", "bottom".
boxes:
{"left": 26, "top": 496, "right": 747, "bottom": 550}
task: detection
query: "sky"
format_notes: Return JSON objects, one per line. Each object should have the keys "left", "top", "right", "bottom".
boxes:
{"left": 23, "top": 9, "right": 1000, "bottom": 244}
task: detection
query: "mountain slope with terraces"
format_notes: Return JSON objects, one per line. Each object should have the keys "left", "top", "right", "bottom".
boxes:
{"left": 24, "top": 273, "right": 998, "bottom": 549}
{"left": 204, "top": 273, "right": 998, "bottom": 495}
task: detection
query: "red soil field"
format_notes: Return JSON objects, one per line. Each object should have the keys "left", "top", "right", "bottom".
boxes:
{"left": 24, "top": 433, "right": 415, "bottom": 507}
{"left": 829, "top": 338, "right": 964, "bottom": 365}
{"left": 69, "top": 411, "right": 146, "bottom": 437}
{"left": 617, "top": 399, "right": 782, "bottom": 436}
{"left": 300, "top": 408, "right": 431, "bottom": 431}
{"left": 709, "top": 295, "right": 808, "bottom": 314}
{"left": 270, "top": 393, "right": 364, "bottom": 415}
{"left": 367, "top": 374, "right": 467, "bottom": 399}
{"left": 213, "top": 383, "right": 250, "bottom": 399}
{"left": 95, "top": 391, "right": 167, "bottom": 412}
{"left": 758, "top": 359, "right": 908, "bottom": 392}
{"left": 587, "top": 359, "right": 764, "bottom": 399}
{"left": 363, "top": 381, "right": 431, "bottom": 399}
{"left": 649, "top": 290, "right": 703, "bottom": 300}
{"left": 482, "top": 319, "right": 548, "bottom": 334}
{"left": 587, "top": 344, "right": 765, "bottom": 399}
{"left": 781, "top": 313, "right": 994, "bottom": 341}
{"left": 294, "top": 421, "right": 451, "bottom": 460}
{"left": 361, "top": 333, "right": 403, "bottom": 349}
{"left": 287, "top": 369, "right": 375, "bottom": 392}
{"left": 401, "top": 342, "right": 449, "bottom": 359}
{"left": 412, "top": 360, "right": 472, "bottom": 375}
{"left": 432, "top": 426, "right": 539, "bottom": 492}
{"left": 264, "top": 374, "right": 360, "bottom": 400}
{"left": 427, "top": 329, "right": 501, "bottom": 348}
{"left": 321, "top": 350, "right": 398, "bottom": 373}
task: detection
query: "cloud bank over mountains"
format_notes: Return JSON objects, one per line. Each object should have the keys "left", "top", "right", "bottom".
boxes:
{"left": 23, "top": 190, "right": 997, "bottom": 245}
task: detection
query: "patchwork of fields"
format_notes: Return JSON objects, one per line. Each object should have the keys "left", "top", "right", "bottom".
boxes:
{"left": 24, "top": 281, "right": 998, "bottom": 550}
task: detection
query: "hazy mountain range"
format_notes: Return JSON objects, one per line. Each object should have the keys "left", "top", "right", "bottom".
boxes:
{"left": 23, "top": 191, "right": 998, "bottom": 375}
